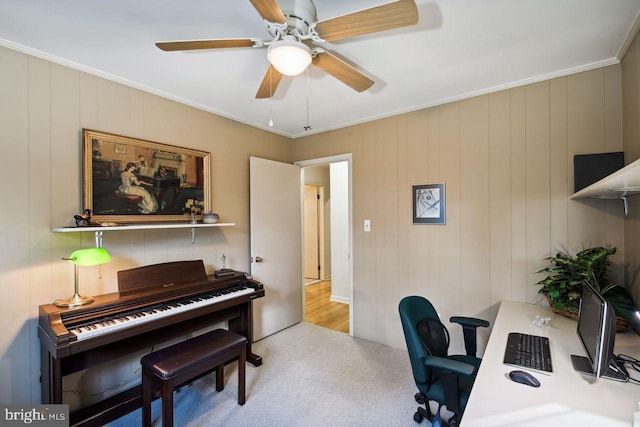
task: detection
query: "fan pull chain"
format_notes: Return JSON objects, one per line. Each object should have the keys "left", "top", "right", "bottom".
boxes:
{"left": 304, "top": 68, "right": 312, "bottom": 131}
{"left": 268, "top": 66, "right": 274, "bottom": 127}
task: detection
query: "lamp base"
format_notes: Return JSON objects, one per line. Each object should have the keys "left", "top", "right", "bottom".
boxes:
{"left": 54, "top": 294, "right": 94, "bottom": 308}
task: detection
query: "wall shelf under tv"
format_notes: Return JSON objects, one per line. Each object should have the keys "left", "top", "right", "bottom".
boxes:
{"left": 570, "top": 157, "right": 640, "bottom": 216}
{"left": 52, "top": 222, "right": 235, "bottom": 246}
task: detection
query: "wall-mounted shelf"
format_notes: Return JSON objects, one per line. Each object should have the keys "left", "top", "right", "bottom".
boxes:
{"left": 52, "top": 222, "right": 235, "bottom": 246}
{"left": 570, "top": 157, "right": 640, "bottom": 217}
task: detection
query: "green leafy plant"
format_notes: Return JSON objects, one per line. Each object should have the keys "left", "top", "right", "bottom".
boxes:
{"left": 536, "top": 246, "right": 637, "bottom": 321}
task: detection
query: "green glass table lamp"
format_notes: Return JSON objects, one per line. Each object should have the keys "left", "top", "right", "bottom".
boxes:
{"left": 55, "top": 247, "right": 111, "bottom": 308}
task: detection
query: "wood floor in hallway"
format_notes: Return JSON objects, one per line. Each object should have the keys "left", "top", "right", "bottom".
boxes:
{"left": 304, "top": 280, "right": 349, "bottom": 333}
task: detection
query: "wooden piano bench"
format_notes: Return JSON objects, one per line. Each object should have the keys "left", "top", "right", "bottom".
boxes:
{"left": 141, "top": 328, "right": 248, "bottom": 427}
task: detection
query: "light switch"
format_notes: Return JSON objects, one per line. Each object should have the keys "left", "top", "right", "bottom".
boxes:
{"left": 364, "top": 219, "right": 371, "bottom": 232}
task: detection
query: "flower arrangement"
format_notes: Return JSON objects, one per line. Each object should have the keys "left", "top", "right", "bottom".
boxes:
{"left": 183, "top": 198, "right": 205, "bottom": 215}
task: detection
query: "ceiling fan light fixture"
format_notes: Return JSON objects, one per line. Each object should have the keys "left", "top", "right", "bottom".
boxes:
{"left": 267, "top": 36, "right": 312, "bottom": 76}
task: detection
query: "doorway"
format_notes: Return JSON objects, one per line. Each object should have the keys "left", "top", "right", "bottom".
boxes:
{"left": 297, "top": 155, "right": 352, "bottom": 335}
{"left": 304, "top": 184, "right": 322, "bottom": 284}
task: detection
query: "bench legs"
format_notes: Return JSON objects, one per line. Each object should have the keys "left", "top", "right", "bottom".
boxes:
{"left": 238, "top": 344, "right": 246, "bottom": 405}
{"left": 141, "top": 337, "right": 247, "bottom": 427}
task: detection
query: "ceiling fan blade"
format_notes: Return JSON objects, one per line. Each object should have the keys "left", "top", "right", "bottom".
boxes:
{"left": 314, "top": 0, "right": 418, "bottom": 42}
{"left": 249, "top": 0, "right": 286, "bottom": 23}
{"left": 312, "top": 51, "right": 374, "bottom": 93}
{"left": 256, "top": 64, "right": 284, "bottom": 98}
{"left": 156, "top": 39, "right": 257, "bottom": 51}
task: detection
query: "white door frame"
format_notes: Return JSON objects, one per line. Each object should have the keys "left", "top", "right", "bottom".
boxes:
{"left": 296, "top": 154, "right": 353, "bottom": 335}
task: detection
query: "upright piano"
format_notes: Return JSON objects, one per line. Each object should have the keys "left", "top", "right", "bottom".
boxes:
{"left": 38, "top": 260, "right": 264, "bottom": 426}
{"left": 137, "top": 175, "right": 181, "bottom": 209}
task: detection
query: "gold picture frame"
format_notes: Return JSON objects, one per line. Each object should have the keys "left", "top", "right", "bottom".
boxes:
{"left": 82, "top": 129, "right": 211, "bottom": 224}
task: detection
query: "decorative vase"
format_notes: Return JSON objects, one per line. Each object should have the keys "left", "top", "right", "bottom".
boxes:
{"left": 190, "top": 212, "right": 197, "bottom": 224}
{"left": 202, "top": 213, "right": 219, "bottom": 224}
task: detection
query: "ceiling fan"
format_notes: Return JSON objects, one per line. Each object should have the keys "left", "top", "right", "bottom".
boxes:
{"left": 155, "top": 0, "right": 419, "bottom": 99}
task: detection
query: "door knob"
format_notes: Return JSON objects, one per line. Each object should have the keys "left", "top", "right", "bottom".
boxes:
{"left": 254, "top": 256, "right": 264, "bottom": 263}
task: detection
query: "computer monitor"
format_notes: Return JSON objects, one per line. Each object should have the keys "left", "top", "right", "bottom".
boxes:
{"left": 570, "top": 284, "right": 628, "bottom": 381}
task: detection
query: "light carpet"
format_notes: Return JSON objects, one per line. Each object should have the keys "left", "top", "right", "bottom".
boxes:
{"left": 107, "top": 321, "right": 424, "bottom": 426}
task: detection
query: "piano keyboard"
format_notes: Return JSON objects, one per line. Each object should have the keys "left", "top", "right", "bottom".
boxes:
{"left": 70, "top": 286, "right": 255, "bottom": 341}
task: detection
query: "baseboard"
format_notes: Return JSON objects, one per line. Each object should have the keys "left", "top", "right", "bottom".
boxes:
{"left": 330, "top": 295, "right": 349, "bottom": 305}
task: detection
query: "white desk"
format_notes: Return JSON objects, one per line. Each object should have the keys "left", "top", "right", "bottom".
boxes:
{"left": 462, "top": 300, "right": 640, "bottom": 427}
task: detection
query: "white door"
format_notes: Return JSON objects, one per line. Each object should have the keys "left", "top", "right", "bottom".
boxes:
{"left": 250, "top": 157, "right": 302, "bottom": 341}
{"left": 304, "top": 185, "right": 320, "bottom": 280}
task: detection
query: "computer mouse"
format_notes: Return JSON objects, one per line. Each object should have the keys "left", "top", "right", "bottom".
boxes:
{"left": 508, "top": 370, "right": 540, "bottom": 387}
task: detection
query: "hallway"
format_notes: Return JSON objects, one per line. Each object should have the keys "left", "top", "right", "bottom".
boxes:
{"left": 304, "top": 280, "right": 349, "bottom": 333}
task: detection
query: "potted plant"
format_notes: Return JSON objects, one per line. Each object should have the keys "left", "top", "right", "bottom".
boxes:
{"left": 536, "top": 246, "right": 637, "bottom": 331}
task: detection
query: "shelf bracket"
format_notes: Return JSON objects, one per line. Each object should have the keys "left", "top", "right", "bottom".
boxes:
{"left": 95, "top": 231, "right": 103, "bottom": 248}
{"left": 621, "top": 196, "right": 628, "bottom": 218}
{"left": 191, "top": 227, "right": 195, "bottom": 244}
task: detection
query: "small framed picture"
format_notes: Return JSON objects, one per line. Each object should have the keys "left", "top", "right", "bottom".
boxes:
{"left": 413, "top": 183, "right": 445, "bottom": 224}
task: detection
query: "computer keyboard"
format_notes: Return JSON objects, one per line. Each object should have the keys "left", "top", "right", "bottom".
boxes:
{"left": 503, "top": 332, "right": 553, "bottom": 373}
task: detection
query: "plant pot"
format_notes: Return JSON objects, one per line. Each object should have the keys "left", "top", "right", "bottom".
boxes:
{"left": 544, "top": 293, "right": 628, "bottom": 332}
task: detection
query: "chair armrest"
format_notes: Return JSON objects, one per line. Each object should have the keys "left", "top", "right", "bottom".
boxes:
{"left": 424, "top": 356, "right": 475, "bottom": 376}
{"left": 450, "top": 316, "right": 490, "bottom": 357}
{"left": 450, "top": 316, "right": 489, "bottom": 328}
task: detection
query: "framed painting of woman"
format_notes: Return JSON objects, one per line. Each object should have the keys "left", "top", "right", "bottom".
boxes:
{"left": 82, "top": 129, "right": 211, "bottom": 224}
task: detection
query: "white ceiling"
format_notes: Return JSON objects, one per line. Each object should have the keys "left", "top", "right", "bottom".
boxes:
{"left": 1, "top": 1, "right": 639, "bottom": 138}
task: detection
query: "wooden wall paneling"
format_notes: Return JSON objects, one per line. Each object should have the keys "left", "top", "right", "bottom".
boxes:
{"left": 549, "top": 77, "right": 569, "bottom": 262}
{"left": 605, "top": 66, "right": 623, "bottom": 152}
{"left": 142, "top": 92, "right": 169, "bottom": 143}
{"left": 488, "top": 90, "right": 512, "bottom": 318}
{"left": 603, "top": 66, "right": 625, "bottom": 285}
{"left": 426, "top": 109, "right": 442, "bottom": 309}
{"left": 352, "top": 122, "right": 381, "bottom": 341}
{"left": 28, "top": 56, "right": 54, "bottom": 305}
{"left": 225, "top": 122, "right": 255, "bottom": 271}
{"left": 97, "top": 78, "right": 131, "bottom": 135}
{"left": 28, "top": 56, "right": 54, "bottom": 403}
{"left": 622, "top": 32, "right": 640, "bottom": 303}
{"left": 623, "top": 32, "right": 640, "bottom": 162}
{"left": 368, "top": 119, "right": 390, "bottom": 343}
{"left": 0, "top": 45, "right": 31, "bottom": 405}
{"left": 88, "top": 78, "right": 134, "bottom": 295}
{"left": 524, "top": 82, "right": 551, "bottom": 303}
{"left": 79, "top": 73, "right": 99, "bottom": 130}
{"left": 50, "top": 64, "right": 104, "bottom": 407}
{"left": 403, "top": 110, "right": 436, "bottom": 303}
{"left": 50, "top": 64, "right": 82, "bottom": 228}
{"left": 129, "top": 88, "right": 145, "bottom": 138}
{"left": 509, "top": 87, "right": 527, "bottom": 302}
{"left": 350, "top": 128, "right": 367, "bottom": 338}
{"left": 396, "top": 113, "right": 413, "bottom": 309}
{"left": 164, "top": 101, "right": 193, "bottom": 148}
{"left": 459, "top": 96, "right": 491, "bottom": 326}
{"left": 567, "top": 69, "right": 608, "bottom": 248}
{"left": 438, "top": 102, "right": 463, "bottom": 353}
{"left": 380, "top": 117, "right": 401, "bottom": 345}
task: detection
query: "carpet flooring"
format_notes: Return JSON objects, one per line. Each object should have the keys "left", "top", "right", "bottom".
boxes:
{"left": 107, "top": 321, "right": 423, "bottom": 426}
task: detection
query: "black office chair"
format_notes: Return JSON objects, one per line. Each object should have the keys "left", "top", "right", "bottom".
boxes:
{"left": 399, "top": 295, "right": 489, "bottom": 426}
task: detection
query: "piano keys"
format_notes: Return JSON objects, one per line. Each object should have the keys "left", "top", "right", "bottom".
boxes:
{"left": 38, "top": 260, "right": 264, "bottom": 427}
{"left": 69, "top": 285, "right": 255, "bottom": 341}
